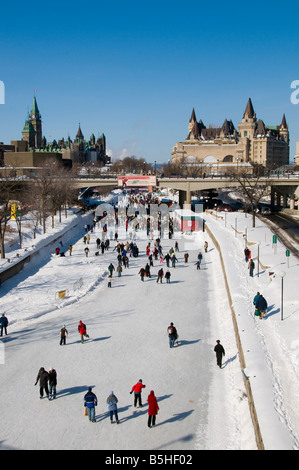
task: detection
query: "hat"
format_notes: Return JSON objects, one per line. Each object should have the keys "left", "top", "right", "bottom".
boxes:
{"left": 139, "top": 379, "right": 142, "bottom": 383}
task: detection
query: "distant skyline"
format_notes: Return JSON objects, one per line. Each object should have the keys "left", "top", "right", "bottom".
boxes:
{"left": 1, "top": 1, "right": 299, "bottom": 164}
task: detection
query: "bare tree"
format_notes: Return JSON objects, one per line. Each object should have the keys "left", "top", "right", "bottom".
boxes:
{"left": 228, "top": 167, "right": 272, "bottom": 227}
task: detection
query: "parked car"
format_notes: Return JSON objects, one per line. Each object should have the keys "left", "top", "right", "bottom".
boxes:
{"left": 217, "top": 204, "right": 233, "bottom": 212}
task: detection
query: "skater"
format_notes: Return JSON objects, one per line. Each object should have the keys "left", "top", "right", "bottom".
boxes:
{"left": 116, "top": 264, "right": 122, "bottom": 277}
{"left": 184, "top": 252, "right": 189, "bottom": 263}
{"left": 156, "top": 268, "right": 164, "bottom": 283}
{"left": 214, "top": 340, "right": 225, "bottom": 368}
{"left": 35, "top": 367, "right": 50, "bottom": 399}
{"left": 204, "top": 241, "right": 208, "bottom": 253}
{"left": 68, "top": 244, "right": 73, "bottom": 256}
{"left": 197, "top": 251, "right": 203, "bottom": 268}
{"left": 84, "top": 247, "right": 89, "bottom": 257}
{"left": 108, "top": 263, "right": 115, "bottom": 277}
{"left": 244, "top": 246, "right": 250, "bottom": 262}
{"left": 147, "top": 390, "right": 159, "bottom": 428}
{"left": 139, "top": 267, "right": 146, "bottom": 281}
{"left": 78, "top": 320, "right": 89, "bottom": 343}
{"left": 164, "top": 253, "right": 171, "bottom": 267}
{"left": 165, "top": 270, "right": 171, "bottom": 283}
{"left": 145, "top": 263, "right": 151, "bottom": 278}
{"left": 255, "top": 294, "right": 268, "bottom": 319}
{"left": 167, "top": 322, "right": 178, "bottom": 348}
{"left": 0, "top": 313, "right": 8, "bottom": 336}
{"left": 107, "top": 391, "right": 120, "bottom": 424}
{"left": 84, "top": 387, "right": 97, "bottom": 422}
{"left": 108, "top": 276, "right": 112, "bottom": 288}
{"left": 130, "top": 379, "right": 146, "bottom": 407}
{"left": 48, "top": 367, "right": 57, "bottom": 399}
{"left": 60, "top": 324, "right": 68, "bottom": 345}
{"left": 248, "top": 259, "right": 255, "bottom": 277}
{"left": 171, "top": 253, "right": 178, "bottom": 268}
{"left": 174, "top": 241, "right": 179, "bottom": 252}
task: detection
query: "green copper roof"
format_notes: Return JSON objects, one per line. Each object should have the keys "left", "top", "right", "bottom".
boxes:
{"left": 22, "top": 120, "right": 36, "bottom": 133}
{"left": 31, "top": 96, "right": 40, "bottom": 117}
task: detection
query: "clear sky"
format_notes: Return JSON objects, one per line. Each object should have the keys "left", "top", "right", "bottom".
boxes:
{"left": 1, "top": 0, "right": 299, "bottom": 164}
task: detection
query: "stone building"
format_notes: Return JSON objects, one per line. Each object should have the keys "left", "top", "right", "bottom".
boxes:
{"left": 171, "top": 98, "right": 289, "bottom": 172}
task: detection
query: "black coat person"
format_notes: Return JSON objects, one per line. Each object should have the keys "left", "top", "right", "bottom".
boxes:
{"left": 214, "top": 340, "right": 225, "bottom": 368}
{"left": 35, "top": 367, "right": 50, "bottom": 399}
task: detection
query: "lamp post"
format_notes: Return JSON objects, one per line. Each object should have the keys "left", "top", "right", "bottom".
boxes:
{"left": 257, "top": 241, "right": 260, "bottom": 277}
{"left": 280, "top": 271, "right": 286, "bottom": 321}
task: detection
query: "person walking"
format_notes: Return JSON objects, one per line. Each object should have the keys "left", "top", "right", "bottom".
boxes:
{"left": 167, "top": 322, "right": 178, "bottom": 348}
{"left": 107, "top": 391, "right": 120, "bottom": 424}
{"left": 68, "top": 245, "right": 73, "bottom": 256}
{"left": 255, "top": 294, "right": 268, "bottom": 319}
{"left": 60, "top": 324, "right": 68, "bottom": 345}
{"left": 244, "top": 246, "right": 250, "bottom": 262}
{"left": 78, "top": 320, "right": 89, "bottom": 343}
{"left": 84, "top": 387, "right": 97, "bottom": 422}
{"left": 147, "top": 390, "right": 159, "bottom": 428}
{"left": 0, "top": 313, "right": 8, "bottom": 336}
{"left": 214, "top": 340, "right": 225, "bottom": 368}
{"left": 35, "top": 367, "right": 50, "bottom": 399}
{"left": 248, "top": 259, "right": 255, "bottom": 277}
{"left": 130, "top": 379, "right": 146, "bottom": 408}
{"left": 48, "top": 367, "right": 57, "bottom": 400}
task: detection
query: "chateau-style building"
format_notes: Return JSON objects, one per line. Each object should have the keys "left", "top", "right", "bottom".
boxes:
{"left": 171, "top": 98, "right": 289, "bottom": 172}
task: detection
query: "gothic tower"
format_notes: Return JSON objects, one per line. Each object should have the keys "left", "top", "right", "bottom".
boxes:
{"left": 30, "top": 96, "right": 42, "bottom": 148}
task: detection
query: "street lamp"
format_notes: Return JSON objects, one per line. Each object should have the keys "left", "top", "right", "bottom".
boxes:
{"left": 280, "top": 271, "right": 286, "bottom": 321}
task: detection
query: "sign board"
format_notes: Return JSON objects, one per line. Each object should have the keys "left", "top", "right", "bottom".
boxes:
{"left": 273, "top": 235, "right": 278, "bottom": 244}
{"left": 286, "top": 250, "right": 290, "bottom": 257}
{"left": 118, "top": 175, "right": 157, "bottom": 188}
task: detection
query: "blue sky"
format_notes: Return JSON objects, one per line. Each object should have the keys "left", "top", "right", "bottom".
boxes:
{"left": 1, "top": 0, "right": 299, "bottom": 164}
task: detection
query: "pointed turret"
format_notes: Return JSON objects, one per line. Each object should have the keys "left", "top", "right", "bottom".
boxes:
{"left": 243, "top": 98, "right": 256, "bottom": 120}
{"left": 76, "top": 124, "right": 84, "bottom": 141}
{"left": 31, "top": 96, "right": 41, "bottom": 119}
{"left": 280, "top": 113, "right": 288, "bottom": 129}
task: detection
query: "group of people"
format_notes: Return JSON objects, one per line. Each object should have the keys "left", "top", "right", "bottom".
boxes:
{"left": 40, "top": 377, "right": 159, "bottom": 427}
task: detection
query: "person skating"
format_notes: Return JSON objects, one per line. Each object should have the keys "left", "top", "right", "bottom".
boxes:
{"left": 139, "top": 267, "right": 146, "bottom": 281}
{"left": 48, "top": 367, "right": 57, "bottom": 399}
{"left": 35, "top": 367, "right": 50, "bottom": 399}
{"left": 204, "top": 241, "right": 208, "bottom": 253}
{"left": 108, "top": 263, "right": 115, "bottom": 277}
{"left": 78, "top": 320, "right": 89, "bottom": 343}
{"left": 214, "top": 340, "right": 225, "bottom": 368}
{"left": 184, "top": 252, "right": 189, "bottom": 263}
{"left": 167, "top": 322, "right": 178, "bottom": 348}
{"left": 156, "top": 268, "right": 164, "bottom": 283}
{"left": 130, "top": 379, "right": 146, "bottom": 407}
{"left": 147, "top": 390, "right": 159, "bottom": 428}
{"left": 165, "top": 270, "right": 171, "bottom": 283}
{"left": 107, "top": 391, "right": 120, "bottom": 424}
{"left": 0, "top": 313, "right": 8, "bottom": 336}
{"left": 60, "top": 325, "right": 68, "bottom": 345}
{"left": 84, "top": 387, "right": 97, "bottom": 422}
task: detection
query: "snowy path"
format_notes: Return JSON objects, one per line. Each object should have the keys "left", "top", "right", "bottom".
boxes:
{"left": 0, "top": 218, "right": 256, "bottom": 450}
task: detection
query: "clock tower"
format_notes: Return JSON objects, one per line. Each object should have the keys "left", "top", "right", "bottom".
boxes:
{"left": 29, "top": 96, "right": 42, "bottom": 149}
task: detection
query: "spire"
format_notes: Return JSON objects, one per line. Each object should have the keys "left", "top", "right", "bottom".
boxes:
{"left": 280, "top": 113, "right": 288, "bottom": 129}
{"left": 243, "top": 98, "right": 255, "bottom": 119}
{"left": 189, "top": 108, "right": 197, "bottom": 123}
{"left": 31, "top": 96, "right": 40, "bottom": 118}
{"left": 76, "top": 124, "right": 84, "bottom": 140}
